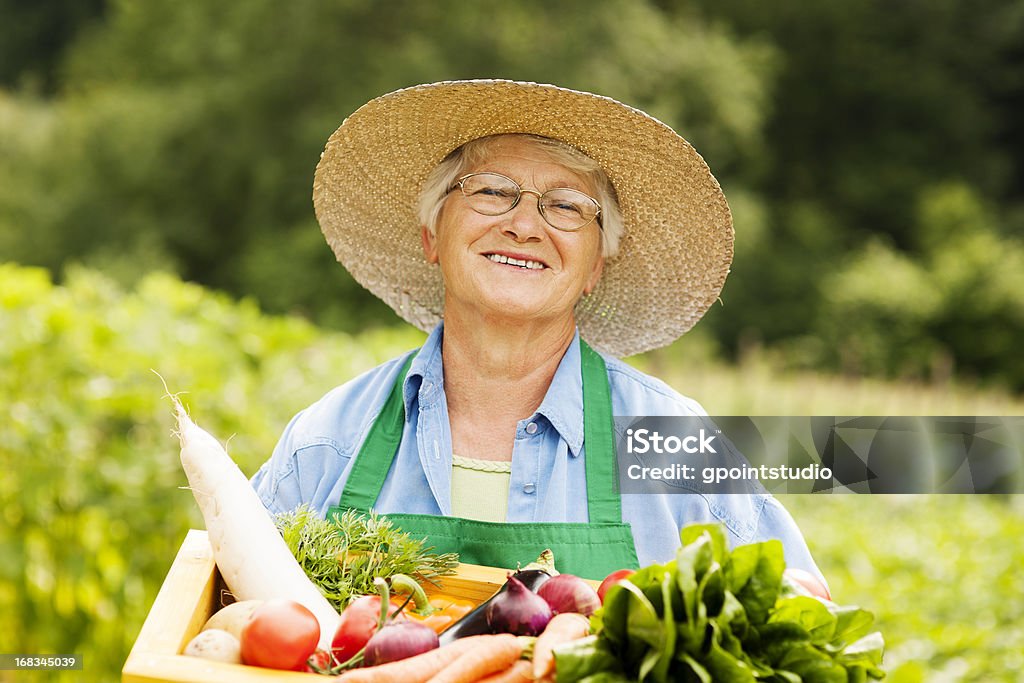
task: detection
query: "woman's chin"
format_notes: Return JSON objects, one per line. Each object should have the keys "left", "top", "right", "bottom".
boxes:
{"left": 461, "top": 294, "right": 565, "bottom": 327}
{"left": 445, "top": 276, "right": 581, "bottom": 327}
{"left": 483, "top": 300, "right": 550, "bottom": 322}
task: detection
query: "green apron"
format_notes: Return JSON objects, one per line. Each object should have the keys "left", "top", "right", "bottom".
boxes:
{"left": 328, "top": 341, "right": 639, "bottom": 580}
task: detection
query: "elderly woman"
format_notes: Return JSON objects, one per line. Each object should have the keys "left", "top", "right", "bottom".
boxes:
{"left": 253, "top": 80, "right": 825, "bottom": 586}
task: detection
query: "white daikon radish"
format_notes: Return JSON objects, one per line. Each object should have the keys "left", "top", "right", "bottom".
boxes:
{"left": 172, "top": 398, "right": 339, "bottom": 649}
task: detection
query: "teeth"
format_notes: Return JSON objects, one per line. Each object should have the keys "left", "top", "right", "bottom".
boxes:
{"left": 486, "top": 254, "right": 545, "bottom": 270}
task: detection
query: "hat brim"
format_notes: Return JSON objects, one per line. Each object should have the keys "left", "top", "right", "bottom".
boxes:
{"left": 313, "top": 79, "right": 733, "bottom": 358}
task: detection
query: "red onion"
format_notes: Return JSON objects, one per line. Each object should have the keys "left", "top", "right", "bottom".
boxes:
{"left": 485, "top": 575, "right": 552, "bottom": 636}
{"left": 537, "top": 574, "right": 601, "bottom": 616}
{"left": 363, "top": 620, "right": 438, "bottom": 666}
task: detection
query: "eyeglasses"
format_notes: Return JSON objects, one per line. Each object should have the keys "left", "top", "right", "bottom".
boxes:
{"left": 449, "top": 172, "right": 602, "bottom": 232}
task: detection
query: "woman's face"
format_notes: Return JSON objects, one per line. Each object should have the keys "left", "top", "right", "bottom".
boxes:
{"left": 421, "top": 136, "right": 605, "bottom": 327}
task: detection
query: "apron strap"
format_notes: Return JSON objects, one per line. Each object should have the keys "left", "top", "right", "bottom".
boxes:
{"left": 336, "top": 353, "right": 415, "bottom": 511}
{"left": 579, "top": 340, "right": 622, "bottom": 524}
{"left": 338, "top": 341, "right": 621, "bottom": 523}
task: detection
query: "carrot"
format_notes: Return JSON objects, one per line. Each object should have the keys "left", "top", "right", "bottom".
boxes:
{"left": 426, "top": 634, "right": 523, "bottom": 683}
{"left": 476, "top": 659, "right": 532, "bottom": 683}
{"left": 532, "top": 612, "right": 591, "bottom": 680}
{"left": 167, "top": 392, "right": 340, "bottom": 649}
{"left": 333, "top": 635, "right": 491, "bottom": 683}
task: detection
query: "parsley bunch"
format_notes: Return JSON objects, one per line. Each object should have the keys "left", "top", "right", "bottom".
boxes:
{"left": 275, "top": 506, "right": 459, "bottom": 612}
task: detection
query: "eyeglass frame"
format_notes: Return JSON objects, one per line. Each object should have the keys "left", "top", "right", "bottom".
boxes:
{"left": 447, "top": 172, "right": 604, "bottom": 232}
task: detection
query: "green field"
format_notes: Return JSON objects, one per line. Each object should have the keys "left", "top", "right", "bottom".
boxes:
{"left": 2, "top": 264, "right": 1022, "bottom": 682}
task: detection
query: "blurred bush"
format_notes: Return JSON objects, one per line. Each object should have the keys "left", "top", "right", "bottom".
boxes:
{"left": 0, "top": 263, "right": 423, "bottom": 682}
{"left": 815, "top": 183, "right": 1024, "bottom": 387}
{"left": 687, "top": 0, "right": 1024, "bottom": 390}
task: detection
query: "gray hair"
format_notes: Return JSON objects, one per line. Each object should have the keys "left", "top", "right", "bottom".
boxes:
{"left": 417, "top": 134, "right": 623, "bottom": 258}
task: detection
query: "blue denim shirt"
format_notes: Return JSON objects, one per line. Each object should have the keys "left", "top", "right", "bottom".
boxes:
{"left": 252, "top": 323, "right": 825, "bottom": 583}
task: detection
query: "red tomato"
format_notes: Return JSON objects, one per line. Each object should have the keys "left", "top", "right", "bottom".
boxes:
{"left": 331, "top": 595, "right": 406, "bottom": 665}
{"left": 597, "top": 569, "right": 637, "bottom": 603}
{"left": 240, "top": 600, "right": 320, "bottom": 671}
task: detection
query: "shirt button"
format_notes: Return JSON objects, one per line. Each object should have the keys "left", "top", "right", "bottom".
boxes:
{"left": 525, "top": 422, "right": 538, "bottom": 435}
{"left": 523, "top": 483, "right": 536, "bottom": 494}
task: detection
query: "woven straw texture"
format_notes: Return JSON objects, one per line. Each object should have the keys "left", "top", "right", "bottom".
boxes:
{"left": 313, "top": 80, "right": 733, "bottom": 358}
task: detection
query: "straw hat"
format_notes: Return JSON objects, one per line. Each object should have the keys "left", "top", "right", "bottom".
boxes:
{"left": 313, "top": 79, "right": 733, "bottom": 358}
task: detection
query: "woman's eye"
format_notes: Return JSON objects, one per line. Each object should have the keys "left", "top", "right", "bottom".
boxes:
{"left": 476, "top": 186, "right": 515, "bottom": 198}
{"left": 549, "top": 201, "right": 583, "bottom": 215}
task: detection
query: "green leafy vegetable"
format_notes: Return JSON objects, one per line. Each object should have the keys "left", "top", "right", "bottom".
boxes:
{"left": 274, "top": 506, "right": 459, "bottom": 611}
{"left": 554, "top": 524, "right": 886, "bottom": 682}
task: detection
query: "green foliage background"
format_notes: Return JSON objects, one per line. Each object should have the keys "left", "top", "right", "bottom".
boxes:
{"left": 2, "top": 1, "right": 1024, "bottom": 681}
{"left": 2, "top": 0, "right": 1023, "bottom": 387}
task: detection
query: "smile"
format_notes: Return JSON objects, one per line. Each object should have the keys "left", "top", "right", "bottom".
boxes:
{"left": 484, "top": 253, "right": 547, "bottom": 270}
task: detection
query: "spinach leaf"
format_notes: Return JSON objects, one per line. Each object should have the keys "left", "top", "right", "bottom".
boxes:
{"left": 677, "top": 652, "right": 713, "bottom": 683}
{"left": 680, "top": 523, "right": 728, "bottom": 565}
{"left": 646, "top": 570, "right": 678, "bottom": 682}
{"left": 830, "top": 604, "right": 877, "bottom": 648}
{"left": 704, "top": 622, "right": 758, "bottom": 682}
{"left": 577, "top": 674, "right": 636, "bottom": 683}
{"left": 733, "top": 539, "right": 784, "bottom": 625}
{"left": 552, "top": 635, "right": 624, "bottom": 683}
{"left": 776, "top": 643, "right": 848, "bottom": 683}
{"left": 770, "top": 595, "right": 838, "bottom": 645}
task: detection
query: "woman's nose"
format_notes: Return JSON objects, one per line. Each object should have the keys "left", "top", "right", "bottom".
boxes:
{"left": 501, "top": 191, "right": 546, "bottom": 242}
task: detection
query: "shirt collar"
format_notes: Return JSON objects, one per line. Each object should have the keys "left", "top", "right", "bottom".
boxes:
{"left": 534, "top": 331, "right": 585, "bottom": 456}
{"left": 403, "top": 322, "right": 586, "bottom": 457}
{"left": 403, "top": 322, "right": 445, "bottom": 413}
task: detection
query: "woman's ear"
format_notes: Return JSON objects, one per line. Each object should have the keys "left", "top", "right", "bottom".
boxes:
{"left": 583, "top": 256, "right": 604, "bottom": 295}
{"left": 421, "top": 224, "right": 439, "bottom": 264}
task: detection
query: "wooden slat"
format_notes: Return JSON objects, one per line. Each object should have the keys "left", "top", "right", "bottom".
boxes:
{"left": 425, "top": 562, "right": 600, "bottom": 598}
{"left": 128, "top": 530, "right": 217, "bottom": 656}
{"left": 123, "top": 654, "right": 315, "bottom": 683}
{"left": 422, "top": 562, "right": 509, "bottom": 602}
{"left": 123, "top": 530, "right": 219, "bottom": 682}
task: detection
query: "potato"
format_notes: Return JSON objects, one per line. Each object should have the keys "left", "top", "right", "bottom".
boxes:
{"left": 202, "top": 599, "right": 263, "bottom": 640}
{"left": 184, "top": 628, "right": 242, "bottom": 664}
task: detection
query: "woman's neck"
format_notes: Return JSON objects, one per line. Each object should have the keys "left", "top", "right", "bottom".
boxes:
{"left": 440, "top": 308, "right": 576, "bottom": 458}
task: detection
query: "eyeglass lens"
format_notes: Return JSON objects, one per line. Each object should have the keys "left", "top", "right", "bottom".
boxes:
{"left": 458, "top": 173, "right": 600, "bottom": 231}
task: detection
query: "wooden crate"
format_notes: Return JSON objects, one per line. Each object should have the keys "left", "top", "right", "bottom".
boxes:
{"left": 122, "top": 529, "right": 525, "bottom": 682}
